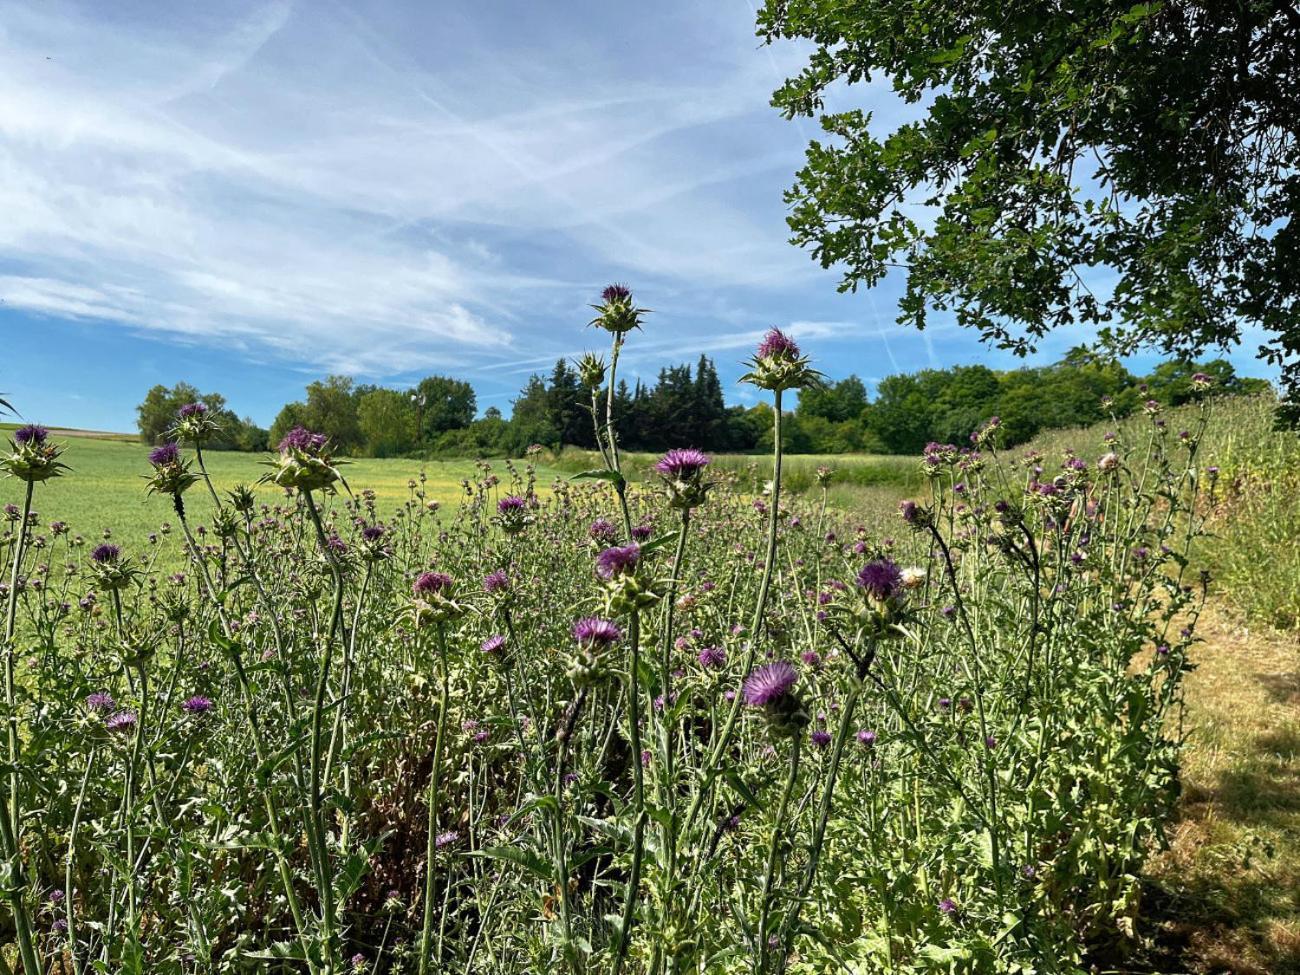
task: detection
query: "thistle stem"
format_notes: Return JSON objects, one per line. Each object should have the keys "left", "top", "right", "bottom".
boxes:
{"left": 302, "top": 491, "right": 344, "bottom": 950}
{"left": 757, "top": 734, "right": 801, "bottom": 974}
{"left": 683, "top": 389, "right": 784, "bottom": 838}
{"left": 175, "top": 509, "right": 315, "bottom": 971}
{"left": 418, "top": 628, "right": 452, "bottom": 975}
{"left": 1, "top": 478, "right": 41, "bottom": 975}
{"left": 612, "top": 611, "right": 645, "bottom": 975}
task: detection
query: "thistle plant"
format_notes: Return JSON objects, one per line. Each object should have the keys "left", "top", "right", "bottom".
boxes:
{"left": 0, "top": 423, "right": 63, "bottom": 975}
{"left": 144, "top": 441, "right": 201, "bottom": 517}
{"left": 0, "top": 336, "right": 1222, "bottom": 975}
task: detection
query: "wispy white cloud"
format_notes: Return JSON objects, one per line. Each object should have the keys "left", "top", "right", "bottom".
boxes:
{"left": 0, "top": 0, "right": 841, "bottom": 383}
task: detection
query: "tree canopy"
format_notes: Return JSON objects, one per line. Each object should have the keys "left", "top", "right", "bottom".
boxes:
{"left": 136, "top": 382, "right": 267, "bottom": 451}
{"left": 139, "top": 353, "right": 1267, "bottom": 459}
{"left": 758, "top": 0, "right": 1299, "bottom": 417}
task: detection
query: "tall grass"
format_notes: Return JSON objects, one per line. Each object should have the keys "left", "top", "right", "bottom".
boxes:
{"left": 546, "top": 448, "right": 924, "bottom": 496}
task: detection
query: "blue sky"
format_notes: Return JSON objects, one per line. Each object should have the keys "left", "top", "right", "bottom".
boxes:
{"left": 0, "top": 0, "right": 1275, "bottom": 432}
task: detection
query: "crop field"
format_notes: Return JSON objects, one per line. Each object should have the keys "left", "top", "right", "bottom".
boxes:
{"left": 0, "top": 325, "right": 1294, "bottom": 974}
{"left": 0, "top": 429, "right": 560, "bottom": 562}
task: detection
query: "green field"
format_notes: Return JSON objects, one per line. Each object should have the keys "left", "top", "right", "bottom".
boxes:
{"left": 0, "top": 427, "right": 920, "bottom": 547}
{"left": 0, "top": 428, "right": 560, "bottom": 548}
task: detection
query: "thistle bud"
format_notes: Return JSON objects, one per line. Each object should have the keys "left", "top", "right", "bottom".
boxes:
{"left": 261, "top": 427, "right": 342, "bottom": 493}
{"left": 408, "top": 571, "right": 464, "bottom": 627}
{"left": 588, "top": 284, "right": 649, "bottom": 335}
{"left": 575, "top": 352, "right": 608, "bottom": 390}
{"left": 740, "top": 329, "right": 824, "bottom": 392}
{"left": 88, "top": 544, "right": 137, "bottom": 592}
{"left": 898, "top": 499, "right": 932, "bottom": 529}
{"left": 480, "top": 634, "right": 509, "bottom": 667}
{"left": 144, "top": 442, "right": 201, "bottom": 503}
{"left": 2, "top": 425, "right": 68, "bottom": 483}
{"left": 742, "top": 661, "right": 808, "bottom": 738}
{"left": 228, "top": 483, "right": 257, "bottom": 513}
{"left": 567, "top": 617, "right": 622, "bottom": 686}
{"left": 654, "top": 449, "right": 712, "bottom": 510}
{"left": 494, "top": 495, "right": 532, "bottom": 535}
{"left": 595, "top": 544, "right": 661, "bottom": 613}
{"left": 171, "top": 402, "right": 222, "bottom": 444}
{"left": 843, "top": 558, "right": 909, "bottom": 638}
{"left": 970, "top": 416, "right": 1001, "bottom": 449}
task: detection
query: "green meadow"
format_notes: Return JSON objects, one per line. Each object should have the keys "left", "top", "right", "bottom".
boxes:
{"left": 0, "top": 426, "right": 920, "bottom": 548}
{"left": 0, "top": 427, "right": 556, "bottom": 547}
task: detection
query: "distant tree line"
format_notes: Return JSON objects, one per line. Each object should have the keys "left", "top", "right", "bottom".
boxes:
{"left": 136, "top": 352, "right": 1269, "bottom": 457}
{"left": 136, "top": 382, "right": 270, "bottom": 452}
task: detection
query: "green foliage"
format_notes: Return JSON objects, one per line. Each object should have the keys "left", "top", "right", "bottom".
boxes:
{"left": 797, "top": 375, "right": 868, "bottom": 424}
{"left": 357, "top": 387, "right": 418, "bottom": 458}
{"left": 759, "top": 0, "right": 1300, "bottom": 416}
{"left": 0, "top": 402, "right": 1214, "bottom": 972}
{"left": 137, "top": 354, "right": 1268, "bottom": 464}
{"left": 412, "top": 374, "right": 477, "bottom": 440}
{"left": 1191, "top": 396, "right": 1300, "bottom": 629}
{"left": 136, "top": 382, "right": 267, "bottom": 452}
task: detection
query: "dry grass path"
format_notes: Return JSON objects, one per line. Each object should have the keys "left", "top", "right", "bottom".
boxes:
{"left": 1141, "top": 606, "right": 1300, "bottom": 974}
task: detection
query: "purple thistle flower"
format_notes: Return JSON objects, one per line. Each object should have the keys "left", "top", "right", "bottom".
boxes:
{"left": 497, "top": 495, "right": 527, "bottom": 514}
{"left": 277, "top": 426, "right": 327, "bottom": 454}
{"left": 601, "top": 283, "right": 631, "bottom": 303}
{"left": 13, "top": 424, "right": 48, "bottom": 446}
{"left": 595, "top": 544, "right": 640, "bottom": 580}
{"left": 413, "top": 571, "right": 453, "bottom": 596}
{"left": 588, "top": 518, "right": 618, "bottom": 545}
{"left": 654, "top": 448, "right": 711, "bottom": 479}
{"left": 811, "top": 729, "right": 832, "bottom": 748}
{"left": 435, "top": 830, "right": 460, "bottom": 849}
{"left": 572, "top": 617, "right": 622, "bottom": 651}
{"left": 857, "top": 729, "right": 877, "bottom": 746}
{"left": 856, "top": 558, "right": 902, "bottom": 601}
{"left": 939, "top": 897, "right": 958, "bottom": 916}
{"left": 325, "top": 535, "right": 348, "bottom": 554}
{"left": 481, "top": 634, "right": 507, "bottom": 656}
{"left": 742, "top": 661, "right": 798, "bottom": 707}
{"left": 631, "top": 523, "right": 653, "bottom": 542}
{"left": 361, "top": 525, "right": 385, "bottom": 542}
{"left": 483, "top": 569, "right": 509, "bottom": 594}
{"left": 86, "top": 691, "right": 116, "bottom": 713}
{"left": 756, "top": 328, "right": 800, "bottom": 360}
{"left": 90, "top": 543, "right": 120, "bottom": 564}
{"left": 104, "top": 711, "right": 137, "bottom": 734}
{"left": 182, "top": 695, "right": 215, "bottom": 716}
{"left": 697, "top": 645, "right": 726, "bottom": 669}
{"left": 178, "top": 402, "right": 208, "bottom": 419}
{"left": 148, "top": 442, "right": 181, "bottom": 467}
